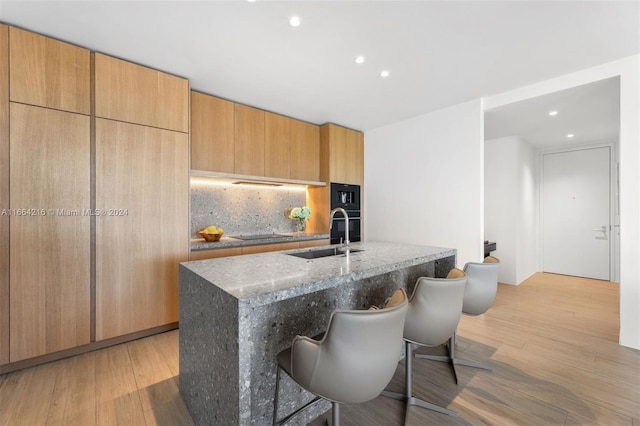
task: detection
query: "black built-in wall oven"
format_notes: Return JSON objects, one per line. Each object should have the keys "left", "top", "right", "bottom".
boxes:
{"left": 330, "top": 183, "right": 361, "bottom": 244}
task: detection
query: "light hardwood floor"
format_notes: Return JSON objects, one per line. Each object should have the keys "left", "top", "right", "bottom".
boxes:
{"left": 1, "top": 272, "right": 638, "bottom": 425}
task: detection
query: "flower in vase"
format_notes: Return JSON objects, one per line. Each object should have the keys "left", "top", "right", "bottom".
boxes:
{"left": 288, "top": 206, "right": 311, "bottom": 231}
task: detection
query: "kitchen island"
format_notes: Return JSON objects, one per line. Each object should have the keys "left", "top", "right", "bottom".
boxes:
{"left": 179, "top": 241, "right": 456, "bottom": 425}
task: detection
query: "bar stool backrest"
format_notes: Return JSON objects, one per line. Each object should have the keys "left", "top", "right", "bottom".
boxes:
{"left": 289, "top": 290, "right": 408, "bottom": 405}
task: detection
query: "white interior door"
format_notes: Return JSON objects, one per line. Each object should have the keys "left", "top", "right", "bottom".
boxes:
{"left": 542, "top": 147, "right": 610, "bottom": 280}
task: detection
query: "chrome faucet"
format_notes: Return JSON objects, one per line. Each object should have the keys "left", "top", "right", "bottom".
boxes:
{"left": 329, "top": 207, "right": 350, "bottom": 254}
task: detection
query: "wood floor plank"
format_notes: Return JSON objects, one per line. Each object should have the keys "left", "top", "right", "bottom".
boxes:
{"left": 473, "top": 363, "right": 634, "bottom": 426}
{"left": 46, "top": 405, "right": 96, "bottom": 426}
{"left": 0, "top": 362, "right": 59, "bottom": 425}
{"left": 127, "top": 336, "right": 177, "bottom": 411}
{"left": 95, "top": 344, "right": 138, "bottom": 404}
{"left": 493, "top": 345, "right": 639, "bottom": 419}
{"left": 142, "top": 391, "right": 195, "bottom": 426}
{"left": 452, "top": 385, "right": 568, "bottom": 426}
{"left": 151, "top": 329, "right": 179, "bottom": 378}
{"left": 45, "top": 352, "right": 96, "bottom": 425}
{"left": 95, "top": 391, "right": 146, "bottom": 426}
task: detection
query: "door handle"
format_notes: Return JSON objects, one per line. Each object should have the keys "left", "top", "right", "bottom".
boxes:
{"left": 591, "top": 226, "right": 607, "bottom": 232}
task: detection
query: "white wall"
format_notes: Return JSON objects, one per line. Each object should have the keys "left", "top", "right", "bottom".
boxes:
{"left": 484, "top": 136, "right": 539, "bottom": 285}
{"left": 517, "top": 138, "right": 539, "bottom": 283}
{"left": 364, "top": 99, "right": 484, "bottom": 267}
{"left": 484, "top": 55, "right": 640, "bottom": 350}
{"left": 485, "top": 137, "right": 518, "bottom": 284}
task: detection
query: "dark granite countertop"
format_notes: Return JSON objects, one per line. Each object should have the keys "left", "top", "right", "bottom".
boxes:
{"left": 190, "top": 232, "right": 330, "bottom": 251}
{"left": 181, "top": 241, "right": 456, "bottom": 306}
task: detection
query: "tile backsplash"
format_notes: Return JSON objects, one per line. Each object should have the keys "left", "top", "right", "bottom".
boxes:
{"left": 190, "top": 180, "right": 308, "bottom": 238}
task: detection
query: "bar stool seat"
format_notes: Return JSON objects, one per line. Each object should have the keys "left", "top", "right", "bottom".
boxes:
{"left": 382, "top": 270, "right": 467, "bottom": 423}
{"left": 273, "top": 288, "right": 408, "bottom": 426}
{"left": 416, "top": 256, "right": 500, "bottom": 380}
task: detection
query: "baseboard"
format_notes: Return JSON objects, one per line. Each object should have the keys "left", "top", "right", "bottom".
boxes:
{"left": 0, "top": 322, "right": 178, "bottom": 375}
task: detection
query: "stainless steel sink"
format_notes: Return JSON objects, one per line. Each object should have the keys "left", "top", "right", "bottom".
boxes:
{"left": 287, "top": 247, "right": 363, "bottom": 259}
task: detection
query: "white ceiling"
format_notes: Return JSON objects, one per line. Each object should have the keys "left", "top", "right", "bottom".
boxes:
{"left": 0, "top": 1, "right": 638, "bottom": 132}
{"left": 484, "top": 77, "right": 621, "bottom": 149}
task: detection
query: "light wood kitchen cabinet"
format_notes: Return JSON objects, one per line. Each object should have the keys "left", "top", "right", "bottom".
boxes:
{"left": 189, "top": 247, "right": 243, "bottom": 261}
{"left": 95, "top": 53, "right": 189, "bottom": 133}
{"left": 95, "top": 118, "right": 189, "bottom": 341}
{"left": 241, "top": 242, "right": 300, "bottom": 255}
{"left": 9, "top": 103, "right": 90, "bottom": 362}
{"left": 290, "top": 119, "right": 320, "bottom": 182}
{"left": 324, "top": 123, "right": 364, "bottom": 185}
{"left": 345, "top": 129, "right": 364, "bottom": 185}
{"left": 234, "top": 104, "right": 265, "bottom": 176}
{"left": 299, "top": 239, "right": 330, "bottom": 248}
{"left": 9, "top": 27, "right": 90, "bottom": 115}
{"left": 307, "top": 123, "right": 364, "bottom": 235}
{"left": 189, "top": 91, "right": 321, "bottom": 182}
{"left": 326, "top": 124, "right": 348, "bottom": 184}
{"left": 265, "top": 112, "right": 290, "bottom": 179}
{"left": 0, "top": 24, "right": 9, "bottom": 366}
{"left": 191, "top": 92, "right": 235, "bottom": 173}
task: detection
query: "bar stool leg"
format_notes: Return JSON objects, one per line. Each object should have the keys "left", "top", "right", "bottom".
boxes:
{"left": 404, "top": 341, "right": 458, "bottom": 419}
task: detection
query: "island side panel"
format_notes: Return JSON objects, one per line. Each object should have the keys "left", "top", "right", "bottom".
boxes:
{"left": 434, "top": 255, "right": 456, "bottom": 279}
{"left": 179, "top": 264, "right": 240, "bottom": 425}
{"left": 240, "top": 261, "right": 437, "bottom": 425}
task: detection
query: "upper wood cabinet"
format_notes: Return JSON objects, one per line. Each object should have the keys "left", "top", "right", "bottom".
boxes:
{"left": 191, "top": 92, "right": 235, "bottom": 173}
{"left": 291, "top": 119, "right": 320, "bottom": 182}
{"left": 0, "top": 24, "right": 9, "bottom": 366}
{"left": 95, "top": 119, "right": 189, "bottom": 341}
{"left": 190, "top": 91, "right": 321, "bottom": 182}
{"left": 265, "top": 112, "right": 290, "bottom": 179}
{"left": 324, "top": 123, "right": 364, "bottom": 185}
{"left": 234, "top": 104, "right": 265, "bottom": 176}
{"left": 9, "top": 103, "right": 91, "bottom": 362}
{"left": 9, "top": 27, "right": 90, "bottom": 115}
{"left": 345, "top": 128, "right": 364, "bottom": 185}
{"left": 95, "top": 53, "right": 189, "bottom": 133}
{"left": 326, "top": 124, "right": 347, "bottom": 184}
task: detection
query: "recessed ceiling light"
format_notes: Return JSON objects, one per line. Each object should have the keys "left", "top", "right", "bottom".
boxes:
{"left": 246, "top": 0, "right": 256, "bottom": 2}
{"left": 567, "top": 134, "right": 575, "bottom": 138}
{"left": 289, "top": 16, "right": 301, "bottom": 27}
{"left": 355, "top": 56, "right": 365, "bottom": 64}
{"left": 380, "top": 70, "right": 390, "bottom": 78}
{"left": 549, "top": 110, "right": 558, "bottom": 116}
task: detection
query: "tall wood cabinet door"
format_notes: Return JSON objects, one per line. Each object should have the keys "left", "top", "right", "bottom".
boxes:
{"left": 345, "top": 129, "right": 364, "bottom": 185}
{"left": 0, "top": 24, "right": 9, "bottom": 365}
{"left": 9, "top": 103, "right": 90, "bottom": 362}
{"left": 95, "top": 53, "right": 189, "bottom": 133}
{"left": 9, "top": 27, "right": 90, "bottom": 114}
{"left": 290, "top": 120, "right": 320, "bottom": 182}
{"left": 191, "top": 92, "right": 234, "bottom": 173}
{"left": 95, "top": 119, "right": 189, "bottom": 341}
{"left": 328, "top": 124, "right": 348, "bottom": 184}
{"left": 265, "top": 112, "right": 290, "bottom": 179}
{"left": 234, "top": 104, "right": 265, "bottom": 176}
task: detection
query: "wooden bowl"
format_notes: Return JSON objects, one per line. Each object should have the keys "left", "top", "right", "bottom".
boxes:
{"left": 199, "top": 231, "right": 223, "bottom": 242}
